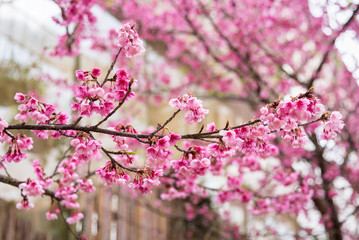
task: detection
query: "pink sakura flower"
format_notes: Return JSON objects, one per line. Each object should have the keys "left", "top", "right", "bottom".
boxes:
{"left": 116, "top": 23, "right": 145, "bottom": 58}
{"left": 70, "top": 137, "right": 101, "bottom": 161}
{"left": 95, "top": 161, "right": 130, "bottom": 186}
{"left": 16, "top": 199, "right": 34, "bottom": 210}
{"left": 227, "top": 175, "right": 243, "bottom": 189}
{"left": 66, "top": 212, "right": 84, "bottom": 224}
{"left": 169, "top": 93, "right": 209, "bottom": 124}
{"left": 146, "top": 145, "right": 173, "bottom": 170}
{"left": 14, "top": 93, "right": 26, "bottom": 102}
{"left": 57, "top": 158, "right": 80, "bottom": 183}
{"left": 101, "top": 68, "right": 137, "bottom": 103}
{"left": 77, "top": 178, "right": 95, "bottom": 192}
{"left": 55, "top": 184, "right": 80, "bottom": 209}
{"left": 248, "top": 199, "right": 272, "bottom": 215}
{"left": 19, "top": 180, "right": 45, "bottom": 197}
{"left": 273, "top": 170, "right": 299, "bottom": 186}
{"left": 260, "top": 96, "right": 328, "bottom": 146}
{"left": 160, "top": 187, "right": 187, "bottom": 200}
{"left": 128, "top": 170, "right": 162, "bottom": 194}
{"left": 169, "top": 133, "right": 181, "bottom": 145}
{"left": 14, "top": 94, "right": 56, "bottom": 124}
{"left": 60, "top": 194, "right": 80, "bottom": 209}
{"left": 91, "top": 68, "right": 101, "bottom": 77}
{"left": 219, "top": 130, "right": 244, "bottom": 149}
{"left": 206, "top": 122, "right": 217, "bottom": 132}
{"left": 71, "top": 83, "right": 115, "bottom": 117}
{"left": 75, "top": 70, "right": 87, "bottom": 81}
{"left": 321, "top": 111, "right": 344, "bottom": 140}
{"left": 0, "top": 118, "right": 9, "bottom": 133}
{"left": 189, "top": 158, "right": 211, "bottom": 175}
{"left": 2, "top": 135, "right": 32, "bottom": 163}
{"left": 2, "top": 147, "right": 26, "bottom": 163}
{"left": 46, "top": 211, "right": 58, "bottom": 220}
{"left": 185, "top": 203, "right": 196, "bottom": 221}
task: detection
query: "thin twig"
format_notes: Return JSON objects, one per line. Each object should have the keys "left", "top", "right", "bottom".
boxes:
{"left": 150, "top": 109, "right": 181, "bottom": 137}
{"left": 100, "top": 47, "right": 123, "bottom": 87}
{"left": 94, "top": 80, "right": 133, "bottom": 127}
{"left": 101, "top": 147, "right": 142, "bottom": 173}
{"left": 0, "top": 161, "right": 11, "bottom": 177}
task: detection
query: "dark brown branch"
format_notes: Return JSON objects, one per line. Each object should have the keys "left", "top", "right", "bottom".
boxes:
{"left": 0, "top": 174, "right": 58, "bottom": 200}
{"left": 309, "top": 135, "right": 343, "bottom": 240}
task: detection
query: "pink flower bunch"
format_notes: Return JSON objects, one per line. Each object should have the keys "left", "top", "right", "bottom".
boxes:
{"left": 19, "top": 180, "right": 45, "bottom": 197}
{"left": 57, "top": 158, "right": 81, "bottom": 183}
{"left": 169, "top": 93, "right": 209, "bottom": 124}
{"left": 229, "top": 126, "right": 278, "bottom": 157}
{"left": 237, "top": 155, "right": 261, "bottom": 171}
{"left": 172, "top": 145, "right": 210, "bottom": 176}
{"left": 2, "top": 135, "right": 33, "bottom": 163}
{"left": 217, "top": 189, "right": 253, "bottom": 204}
{"left": 95, "top": 161, "right": 130, "bottom": 186}
{"left": 227, "top": 175, "right": 243, "bottom": 189}
{"left": 219, "top": 130, "right": 244, "bottom": 149}
{"left": 0, "top": 118, "right": 8, "bottom": 133}
{"left": 70, "top": 135, "right": 101, "bottom": 161}
{"left": 52, "top": 0, "right": 97, "bottom": 26}
{"left": 77, "top": 178, "right": 95, "bottom": 193}
{"left": 14, "top": 93, "right": 56, "bottom": 124}
{"left": 71, "top": 81, "right": 115, "bottom": 117}
{"left": 116, "top": 23, "right": 145, "bottom": 58}
{"left": 103, "top": 69, "right": 136, "bottom": 103}
{"left": 272, "top": 169, "right": 299, "bottom": 186}
{"left": 248, "top": 199, "right": 272, "bottom": 215}
{"left": 112, "top": 69, "right": 136, "bottom": 102}
{"left": 146, "top": 134, "right": 180, "bottom": 170}
{"left": 321, "top": 111, "right": 344, "bottom": 140}
{"left": 33, "top": 160, "right": 53, "bottom": 188}
{"left": 66, "top": 212, "right": 84, "bottom": 224}
{"left": 160, "top": 187, "right": 187, "bottom": 200}
{"left": 51, "top": 34, "right": 80, "bottom": 57}
{"left": 128, "top": 169, "right": 162, "bottom": 194}
{"left": 259, "top": 95, "right": 326, "bottom": 147}
{"left": 55, "top": 184, "right": 80, "bottom": 209}
{"left": 75, "top": 68, "right": 102, "bottom": 81}
{"left": 0, "top": 118, "right": 10, "bottom": 144}
{"left": 46, "top": 210, "right": 59, "bottom": 220}
{"left": 51, "top": 0, "right": 97, "bottom": 57}
{"left": 16, "top": 198, "right": 34, "bottom": 210}
{"left": 111, "top": 123, "right": 141, "bottom": 148}
{"left": 113, "top": 142, "right": 136, "bottom": 166}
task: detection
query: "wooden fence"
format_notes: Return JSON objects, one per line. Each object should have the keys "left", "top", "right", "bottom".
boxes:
{"left": 80, "top": 187, "right": 174, "bottom": 240}
{"left": 0, "top": 199, "right": 50, "bottom": 240}
{"left": 0, "top": 186, "right": 187, "bottom": 240}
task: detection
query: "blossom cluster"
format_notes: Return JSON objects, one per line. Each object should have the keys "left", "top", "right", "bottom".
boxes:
{"left": 169, "top": 93, "right": 209, "bottom": 123}
{"left": 71, "top": 69, "right": 115, "bottom": 117}
{"left": 71, "top": 68, "right": 136, "bottom": 117}
{"left": 96, "top": 161, "right": 130, "bottom": 186}
{"left": 51, "top": 0, "right": 97, "bottom": 57}
{"left": 146, "top": 133, "right": 181, "bottom": 170}
{"left": 2, "top": 134, "right": 33, "bottom": 163}
{"left": 115, "top": 23, "right": 145, "bottom": 58}
{"left": 321, "top": 111, "right": 345, "bottom": 140}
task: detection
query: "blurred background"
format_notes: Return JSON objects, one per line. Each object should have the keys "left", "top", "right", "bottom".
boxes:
{"left": 1, "top": 0, "right": 359, "bottom": 240}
